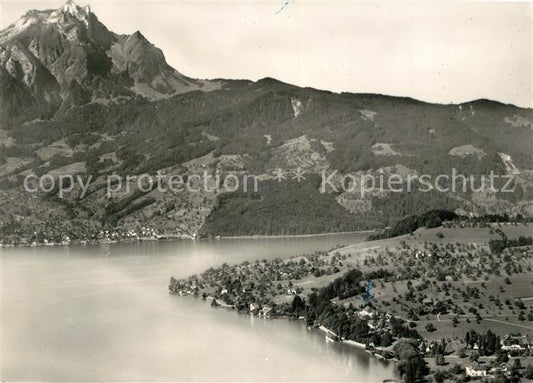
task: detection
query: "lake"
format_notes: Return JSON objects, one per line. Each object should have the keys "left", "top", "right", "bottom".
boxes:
{"left": 1, "top": 233, "right": 396, "bottom": 381}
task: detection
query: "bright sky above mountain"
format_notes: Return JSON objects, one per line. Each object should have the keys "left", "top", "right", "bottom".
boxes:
{"left": 1, "top": 1, "right": 531, "bottom": 107}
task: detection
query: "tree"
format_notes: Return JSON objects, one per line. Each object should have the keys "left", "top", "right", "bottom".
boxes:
{"left": 394, "top": 340, "right": 429, "bottom": 383}
{"left": 291, "top": 295, "right": 305, "bottom": 317}
{"left": 482, "top": 330, "right": 500, "bottom": 355}
{"left": 403, "top": 356, "right": 428, "bottom": 383}
{"left": 452, "top": 316, "right": 459, "bottom": 327}
{"left": 433, "top": 370, "right": 445, "bottom": 383}
{"left": 381, "top": 332, "right": 393, "bottom": 347}
{"left": 524, "top": 364, "right": 533, "bottom": 380}
{"left": 450, "top": 364, "right": 464, "bottom": 375}
{"left": 495, "top": 351, "right": 509, "bottom": 364}
{"left": 436, "top": 354, "right": 445, "bottom": 366}
{"left": 512, "top": 358, "right": 521, "bottom": 372}
{"left": 425, "top": 323, "right": 436, "bottom": 332}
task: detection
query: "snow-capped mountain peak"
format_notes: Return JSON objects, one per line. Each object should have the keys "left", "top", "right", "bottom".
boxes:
{"left": 61, "top": 0, "right": 90, "bottom": 18}
{"left": 54, "top": 0, "right": 92, "bottom": 27}
{"left": 0, "top": 1, "right": 96, "bottom": 45}
{"left": 0, "top": 0, "right": 222, "bottom": 120}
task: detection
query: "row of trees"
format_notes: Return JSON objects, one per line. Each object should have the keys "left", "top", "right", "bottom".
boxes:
{"left": 465, "top": 329, "right": 501, "bottom": 355}
{"left": 368, "top": 209, "right": 458, "bottom": 240}
{"left": 284, "top": 269, "right": 420, "bottom": 350}
{"left": 489, "top": 236, "right": 533, "bottom": 254}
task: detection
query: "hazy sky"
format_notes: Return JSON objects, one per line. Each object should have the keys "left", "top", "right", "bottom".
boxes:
{"left": 1, "top": 1, "right": 531, "bottom": 107}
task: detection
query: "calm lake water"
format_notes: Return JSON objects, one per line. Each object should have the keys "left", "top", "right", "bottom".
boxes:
{"left": 2, "top": 233, "right": 396, "bottom": 382}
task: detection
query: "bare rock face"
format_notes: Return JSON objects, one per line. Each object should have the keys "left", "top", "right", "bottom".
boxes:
{"left": 0, "top": 0, "right": 219, "bottom": 125}
{"left": 0, "top": 0, "right": 114, "bottom": 84}
{"left": 0, "top": 65, "right": 42, "bottom": 124}
{"left": 108, "top": 30, "right": 204, "bottom": 98}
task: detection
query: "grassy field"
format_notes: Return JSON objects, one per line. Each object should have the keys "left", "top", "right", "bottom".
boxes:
{"left": 286, "top": 224, "right": 533, "bottom": 343}
{"left": 337, "top": 224, "right": 532, "bottom": 258}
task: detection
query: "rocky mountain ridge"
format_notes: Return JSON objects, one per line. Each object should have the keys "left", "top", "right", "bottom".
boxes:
{"left": 0, "top": 0, "right": 220, "bottom": 123}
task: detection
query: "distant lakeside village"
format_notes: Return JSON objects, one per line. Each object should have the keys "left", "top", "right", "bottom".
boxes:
{"left": 170, "top": 213, "right": 533, "bottom": 383}
{"left": 0, "top": 226, "right": 371, "bottom": 247}
{"left": 0, "top": 226, "right": 195, "bottom": 247}
{"left": 1, "top": 210, "right": 532, "bottom": 248}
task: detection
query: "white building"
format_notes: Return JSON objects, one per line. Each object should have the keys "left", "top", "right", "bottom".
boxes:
{"left": 466, "top": 365, "right": 487, "bottom": 377}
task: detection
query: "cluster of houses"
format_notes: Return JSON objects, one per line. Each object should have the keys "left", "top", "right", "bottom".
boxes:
{"left": 248, "top": 302, "right": 273, "bottom": 317}
{"left": 464, "top": 335, "right": 532, "bottom": 379}
{"left": 1, "top": 233, "right": 72, "bottom": 247}
{"left": 97, "top": 226, "right": 160, "bottom": 241}
{"left": 465, "top": 363, "right": 514, "bottom": 379}
{"left": 1, "top": 222, "right": 201, "bottom": 247}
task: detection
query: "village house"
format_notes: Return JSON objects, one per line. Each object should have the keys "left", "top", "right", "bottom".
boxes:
{"left": 418, "top": 341, "right": 431, "bottom": 354}
{"left": 260, "top": 306, "right": 272, "bottom": 317}
{"left": 286, "top": 288, "right": 297, "bottom": 295}
{"left": 489, "top": 365, "right": 509, "bottom": 377}
{"left": 249, "top": 302, "right": 260, "bottom": 314}
{"left": 501, "top": 334, "right": 531, "bottom": 352}
{"left": 357, "top": 306, "right": 374, "bottom": 318}
{"left": 368, "top": 322, "right": 378, "bottom": 330}
{"left": 422, "top": 298, "right": 434, "bottom": 306}
{"left": 466, "top": 364, "right": 488, "bottom": 377}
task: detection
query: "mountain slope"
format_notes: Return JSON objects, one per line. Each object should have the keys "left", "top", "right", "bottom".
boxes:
{"left": 0, "top": 2, "right": 532, "bottom": 243}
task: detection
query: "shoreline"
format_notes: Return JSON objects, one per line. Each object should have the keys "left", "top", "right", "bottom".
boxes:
{"left": 1, "top": 230, "right": 378, "bottom": 249}
{"left": 219, "top": 229, "right": 376, "bottom": 240}
{"left": 192, "top": 295, "right": 397, "bottom": 373}
{"left": 316, "top": 324, "right": 396, "bottom": 363}
{"left": 0, "top": 235, "right": 195, "bottom": 249}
